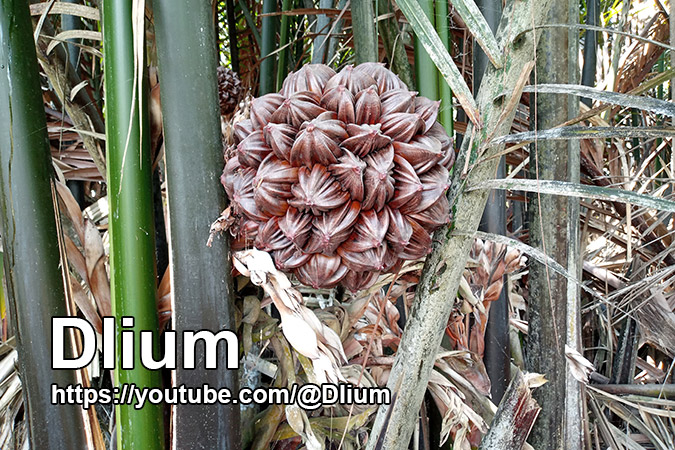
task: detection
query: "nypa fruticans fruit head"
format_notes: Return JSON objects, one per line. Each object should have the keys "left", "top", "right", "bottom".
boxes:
{"left": 221, "top": 63, "right": 454, "bottom": 291}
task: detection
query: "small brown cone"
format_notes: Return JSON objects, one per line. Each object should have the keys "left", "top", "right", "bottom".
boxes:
{"left": 217, "top": 65, "right": 244, "bottom": 115}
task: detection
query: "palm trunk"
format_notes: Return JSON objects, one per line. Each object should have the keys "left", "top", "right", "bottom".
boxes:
{"left": 153, "top": 0, "right": 241, "bottom": 448}
{"left": 474, "top": 0, "right": 508, "bottom": 404}
{"left": 525, "top": 1, "right": 571, "bottom": 448}
{"left": 379, "top": 0, "right": 414, "bottom": 88}
{"left": 580, "top": 0, "right": 598, "bottom": 102}
{"left": 101, "top": 0, "right": 165, "bottom": 448}
{"left": 564, "top": 0, "right": 583, "bottom": 445}
{"left": 276, "top": 0, "right": 294, "bottom": 90}
{"left": 413, "top": 0, "right": 437, "bottom": 99}
{"left": 0, "top": 0, "right": 88, "bottom": 447}
{"left": 259, "top": 0, "right": 277, "bottom": 95}
{"left": 435, "top": 0, "right": 452, "bottom": 133}
{"left": 351, "top": 0, "right": 378, "bottom": 63}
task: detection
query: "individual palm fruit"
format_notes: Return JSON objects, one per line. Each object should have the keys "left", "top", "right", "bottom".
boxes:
{"left": 222, "top": 63, "right": 454, "bottom": 291}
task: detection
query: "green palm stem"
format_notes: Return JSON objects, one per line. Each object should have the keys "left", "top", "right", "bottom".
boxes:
{"left": 413, "top": 0, "right": 438, "bottom": 99}
{"left": 259, "top": 0, "right": 277, "bottom": 94}
{"left": 101, "top": 0, "right": 164, "bottom": 448}
{"left": 435, "top": 0, "right": 453, "bottom": 134}
{"left": 153, "top": 0, "right": 241, "bottom": 447}
{"left": 276, "top": 0, "right": 294, "bottom": 90}
{"left": 379, "top": 0, "right": 414, "bottom": 88}
{"left": 473, "top": 0, "right": 507, "bottom": 403}
{"left": 352, "top": 0, "right": 378, "bottom": 63}
{"left": 0, "top": 1, "right": 89, "bottom": 448}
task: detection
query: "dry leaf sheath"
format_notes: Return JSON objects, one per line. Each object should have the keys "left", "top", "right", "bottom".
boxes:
{"left": 232, "top": 249, "right": 347, "bottom": 383}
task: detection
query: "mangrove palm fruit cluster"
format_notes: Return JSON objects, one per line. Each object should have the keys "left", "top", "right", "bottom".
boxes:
{"left": 217, "top": 65, "right": 244, "bottom": 115}
{"left": 221, "top": 63, "right": 454, "bottom": 291}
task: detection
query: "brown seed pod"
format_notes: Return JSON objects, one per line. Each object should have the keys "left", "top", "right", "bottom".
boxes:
{"left": 390, "top": 155, "right": 423, "bottom": 210}
{"left": 250, "top": 93, "right": 285, "bottom": 129}
{"left": 354, "top": 85, "right": 381, "bottom": 124}
{"left": 362, "top": 145, "right": 395, "bottom": 211}
{"left": 222, "top": 63, "right": 454, "bottom": 291}
{"left": 379, "top": 112, "right": 425, "bottom": 143}
{"left": 305, "top": 201, "right": 360, "bottom": 255}
{"left": 273, "top": 245, "right": 312, "bottom": 270}
{"left": 342, "top": 270, "right": 381, "bottom": 292}
{"left": 263, "top": 122, "right": 297, "bottom": 161}
{"left": 253, "top": 156, "right": 297, "bottom": 216}
{"left": 385, "top": 206, "right": 413, "bottom": 253}
{"left": 279, "top": 207, "right": 313, "bottom": 250}
{"left": 230, "top": 168, "right": 269, "bottom": 221}
{"left": 237, "top": 130, "right": 273, "bottom": 169}
{"left": 255, "top": 217, "right": 292, "bottom": 252}
{"left": 232, "top": 220, "right": 259, "bottom": 251}
{"left": 338, "top": 244, "right": 388, "bottom": 272}
{"left": 427, "top": 122, "right": 455, "bottom": 169}
{"left": 321, "top": 86, "right": 356, "bottom": 123}
{"left": 342, "top": 124, "right": 391, "bottom": 157}
{"left": 290, "top": 115, "right": 346, "bottom": 166}
{"left": 233, "top": 119, "right": 254, "bottom": 144}
{"left": 328, "top": 150, "right": 366, "bottom": 202}
{"left": 221, "top": 156, "right": 241, "bottom": 199}
{"left": 414, "top": 165, "right": 450, "bottom": 213}
{"left": 271, "top": 91, "right": 326, "bottom": 128}
{"left": 399, "top": 219, "right": 432, "bottom": 260}
{"left": 289, "top": 165, "right": 350, "bottom": 215}
{"left": 281, "top": 64, "right": 336, "bottom": 96}
{"left": 217, "top": 66, "right": 244, "bottom": 116}
{"left": 295, "top": 254, "right": 348, "bottom": 289}
{"left": 414, "top": 96, "right": 441, "bottom": 133}
{"left": 408, "top": 197, "right": 450, "bottom": 231}
{"left": 341, "top": 208, "right": 390, "bottom": 253}
{"left": 392, "top": 135, "right": 443, "bottom": 175}
{"left": 380, "top": 89, "right": 417, "bottom": 115}
{"left": 353, "top": 62, "right": 408, "bottom": 92}
{"left": 324, "top": 65, "right": 377, "bottom": 95}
